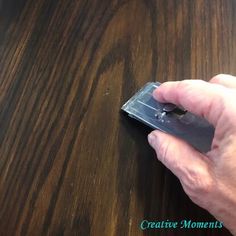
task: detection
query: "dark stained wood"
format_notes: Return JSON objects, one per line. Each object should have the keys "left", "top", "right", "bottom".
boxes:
{"left": 0, "top": 0, "right": 235, "bottom": 235}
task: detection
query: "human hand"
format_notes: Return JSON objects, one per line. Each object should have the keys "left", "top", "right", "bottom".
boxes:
{"left": 148, "top": 74, "right": 236, "bottom": 235}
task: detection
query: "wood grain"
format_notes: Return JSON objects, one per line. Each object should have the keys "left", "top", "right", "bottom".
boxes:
{"left": 0, "top": 0, "right": 236, "bottom": 235}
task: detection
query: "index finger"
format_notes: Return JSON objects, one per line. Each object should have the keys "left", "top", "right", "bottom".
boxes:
{"left": 153, "top": 80, "right": 227, "bottom": 126}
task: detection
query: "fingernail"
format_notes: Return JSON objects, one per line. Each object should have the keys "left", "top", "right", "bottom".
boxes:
{"left": 148, "top": 132, "right": 156, "bottom": 147}
{"left": 152, "top": 89, "right": 159, "bottom": 100}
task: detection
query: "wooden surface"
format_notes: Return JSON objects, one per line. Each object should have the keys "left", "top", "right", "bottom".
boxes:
{"left": 0, "top": 0, "right": 236, "bottom": 235}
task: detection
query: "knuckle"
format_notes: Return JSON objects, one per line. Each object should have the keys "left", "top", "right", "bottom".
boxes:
{"left": 210, "top": 74, "right": 225, "bottom": 83}
{"left": 176, "top": 80, "right": 194, "bottom": 99}
{"left": 183, "top": 169, "right": 214, "bottom": 196}
{"left": 157, "top": 139, "right": 181, "bottom": 171}
{"left": 157, "top": 139, "right": 173, "bottom": 165}
{"left": 157, "top": 141, "right": 170, "bottom": 163}
{"left": 182, "top": 173, "right": 214, "bottom": 208}
{"left": 177, "top": 80, "right": 191, "bottom": 91}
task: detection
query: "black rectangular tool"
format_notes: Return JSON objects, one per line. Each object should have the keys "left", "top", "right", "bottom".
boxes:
{"left": 121, "top": 82, "right": 214, "bottom": 152}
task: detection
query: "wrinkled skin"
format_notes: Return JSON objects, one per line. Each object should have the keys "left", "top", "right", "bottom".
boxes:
{"left": 148, "top": 74, "right": 236, "bottom": 235}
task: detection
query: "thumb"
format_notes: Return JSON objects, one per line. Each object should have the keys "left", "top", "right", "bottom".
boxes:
{"left": 148, "top": 130, "right": 211, "bottom": 183}
{"left": 153, "top": 80, "right": 227, "bottom": 126}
